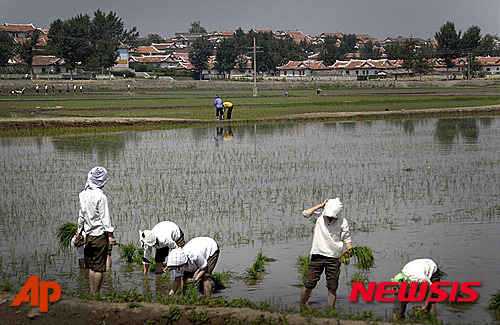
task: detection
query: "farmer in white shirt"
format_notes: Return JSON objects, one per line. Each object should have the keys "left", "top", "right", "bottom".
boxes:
{"left": 77, "top": 166, "right": 117, "bottom": 293}
{"left": 140, "top": 221, "right": 185, "bottom": 274}
{"left": 391, "top": 258, "right": 441, "bottom": 320}
{"left": 300, "top": 198, "right": 353, "bottom": 309}
{"left": 166, "top": 237, "right": 219, "bottom": 298}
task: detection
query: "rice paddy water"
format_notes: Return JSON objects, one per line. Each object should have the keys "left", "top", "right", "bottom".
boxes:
{"left": 0, "top": 117, "right": 498, "bottom": 323}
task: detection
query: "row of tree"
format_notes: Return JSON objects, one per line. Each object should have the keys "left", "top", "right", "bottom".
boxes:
{"left": 0, "top": 15, "right": 498, "bottom": 80}
{"left": 0, "top": 10, "right": 138, "bottom": 78}
{"left": 188, "top": 21, "right": 498, "bottom": 79}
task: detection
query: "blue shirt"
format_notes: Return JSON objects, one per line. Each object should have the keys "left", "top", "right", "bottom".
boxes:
{"left": 214, "top": 98, "right": 223, "bottom": 108}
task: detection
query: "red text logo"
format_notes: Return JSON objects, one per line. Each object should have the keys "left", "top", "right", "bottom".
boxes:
{"left": 11, "top": 276, "right": 61, "bottom": 312}
{"left": 349, "top": 281, "right": 481, "bottom": 302}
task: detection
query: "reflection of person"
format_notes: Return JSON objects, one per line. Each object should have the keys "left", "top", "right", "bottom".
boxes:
{"left": 140, "top": 221, "right": 185, "bottom": 275}
{"left": 214, "top": 126, "right": 224, "bottom": 147}
{"left": 223, "top": 126, "right": 233, "bottom": 141}
{"left": 214, "top": 95, "right": 224, "bottom": 120}
{"left": 300, "top": 198, "right": 353, "bottom": 309}
{"left": 77, "top": 167, "right": 117, "bottom": 293}
{"left": 391, "top": 259, "right": 441, "bottom": 321}
{"left": 223, "top": 102, "right": 234, "bottom": 120}
{"left": 166, "top": 237, "right": 219, "bottom": 298}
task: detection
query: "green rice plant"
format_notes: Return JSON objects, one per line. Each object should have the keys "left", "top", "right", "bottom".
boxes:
{"left": 349, "top": 272, "right": 369, "bottom": 286}
{"left": 188, "top": 308, "right": 211, "bottom": 324}
{"left": 294, "top": 255, "right": 310, "bottom": 287}
{"left": 245, "top": 252, "right": 276, "bottom": 280}
{"left": 340, "top": 247, "right": 374, "bottom": 270}
{"left": 56, "top": 222, "right": 77, "bottom": 248}
{"left": 162, "top": 305, "right": 182, "bottom": 324}
{"left": 488, "top": 290, "right": 500, "bottom": 319}
{"left": 119, "top": 243, "right": 142, "bottom": 264}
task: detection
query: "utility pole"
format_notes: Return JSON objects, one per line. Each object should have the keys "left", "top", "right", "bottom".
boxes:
{"left": 253, "top": 37, "right": 258, "bottom": 97}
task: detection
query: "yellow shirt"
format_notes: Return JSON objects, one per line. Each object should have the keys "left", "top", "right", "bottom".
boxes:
{"left": 223, "top": 102, "right": 233, "bottom": 108}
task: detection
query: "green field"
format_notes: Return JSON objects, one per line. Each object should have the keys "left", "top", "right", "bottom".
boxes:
{"left": 0, "top": 80, "right": 499, "bottom": 137}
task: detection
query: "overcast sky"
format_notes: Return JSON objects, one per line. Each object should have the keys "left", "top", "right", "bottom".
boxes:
{"left": 1, "top": 0, "right": 499, "bottom": 41}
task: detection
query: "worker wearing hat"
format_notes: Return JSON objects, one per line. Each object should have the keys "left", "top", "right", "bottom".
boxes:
{"left": 140, "top": 221, "right": 185, "bottom": 274}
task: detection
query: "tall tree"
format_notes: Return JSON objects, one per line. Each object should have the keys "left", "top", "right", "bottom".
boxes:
{"left": 48, "top": 14, "right": 92, "bottom": 79}
{"left": 319, "top": 35, "right": 346, "bottom": 65}
{"left": 342, "top": 33, "right": 358, "bottom": 53}
{"left": 17, "top": 29, "right": 42, "bottom": 79}
{"left": 215, "top": 38, "right": 238, "bottom": 78}
{"left": 88, "top": 10, "right": 139, "bottom": 72}
{"left": 189, "top": 21, "right": 207, "bottom": 34}
{"left": 189, "top": 36, "right": 213, "bottom": 80}
{"left": 435, "top": 21, "right": 461, "bottom": 80}
{"left": 359, "top": 40, "right": 381, "bottom": 60}
{"left": 477, "top": 34, "right": 499, "bottom": 56}
{"left": 460, "top": 25, "right": 481, "bottom": 54}
{"left": 383, "top": 42, "right": 403, "bottom": 60}
{"left": 400, "top": 38, "right": 417, "bottom": 77}
{"left": 0, "top": 30, "right": 15, "bottom": 67}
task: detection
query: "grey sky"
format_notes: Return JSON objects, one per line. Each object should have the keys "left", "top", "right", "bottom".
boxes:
{"left": 1, "top": 0, "right": 499, "bottom": 41}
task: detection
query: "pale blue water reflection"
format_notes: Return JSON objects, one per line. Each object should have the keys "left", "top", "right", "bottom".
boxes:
{"left": 0, "top": 117, "right": 498, "bottom": 323}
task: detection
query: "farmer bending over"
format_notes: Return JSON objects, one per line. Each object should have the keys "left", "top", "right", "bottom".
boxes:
{"left": 140, "top": 221, "right": 185, "bottom": 274}
{"left": 391, "top": 258, "right": 442, "bottom": 321}
{"left": 166, "top": 237, "right": 219, "bottom": 298}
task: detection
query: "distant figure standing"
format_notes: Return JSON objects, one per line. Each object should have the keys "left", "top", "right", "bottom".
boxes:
{"left": 214, "top": 95, "right": 224, "bottom": 120}
{"left": 51, "top": 84, "right": 55, "bottom": 94}
{"left": 35, "top": 84, "right": 39, "bottom": 95}
{"left": 73, "top": 85, "right": 77, "bottom": 94}
{"left": 66, "top": 85, "right": 70, "bottom": 95}
{"left": 44, "top": 84, "right": 48, "bottom": 95}
{"left": 223, "top": 102, "right": 234, "bottom": 120}
{"left": 80, "top": 85, "right": 83, "bottom": 93}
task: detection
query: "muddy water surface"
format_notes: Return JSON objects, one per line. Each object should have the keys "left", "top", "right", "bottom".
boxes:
{"left": 0, "top": 117, "right": 498, "bottom": 323}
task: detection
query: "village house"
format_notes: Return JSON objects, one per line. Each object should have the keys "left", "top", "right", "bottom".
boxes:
{"left": 277, "top": 60, "right": 330, "bottom": 77}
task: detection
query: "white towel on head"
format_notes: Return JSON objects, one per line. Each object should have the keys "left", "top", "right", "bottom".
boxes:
{"left": 85, "top": 166, "right": 109, "bottom": 190}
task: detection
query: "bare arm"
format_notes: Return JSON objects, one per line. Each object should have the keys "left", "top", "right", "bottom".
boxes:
{"left": 303, "top": 199, "right": 328, "bottom": 215}
{"left": 169, "top": 276, "right": 181, "bottom": 295}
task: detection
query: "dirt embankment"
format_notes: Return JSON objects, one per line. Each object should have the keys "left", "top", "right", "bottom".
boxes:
{"left": 0, "top": 105, "right": 499, "bottom": 132}
{"left": 1, "top": 292, "right": 393, "bottom": 325}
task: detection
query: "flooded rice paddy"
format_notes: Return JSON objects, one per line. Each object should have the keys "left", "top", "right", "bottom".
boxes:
{"left": 0, "top": 117, "right": 499, "bottom": 323}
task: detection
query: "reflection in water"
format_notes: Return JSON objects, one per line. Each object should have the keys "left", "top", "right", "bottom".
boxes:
{"left": 434, "top": 118, "right": 478, "bottom": 147}
{"left": 214, "top": 126, "right": 234, "bottom": 147}
{"left": 51, "top": 133, "right": 135, "bottom": 156}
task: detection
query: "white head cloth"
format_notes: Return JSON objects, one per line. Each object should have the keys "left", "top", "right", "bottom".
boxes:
{"left": 85, "top": 166, "right": 109, "bottom": 190}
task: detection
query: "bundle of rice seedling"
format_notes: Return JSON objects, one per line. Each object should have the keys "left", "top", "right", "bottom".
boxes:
{"left": 340, "top": 246, "right": 374, "bottom": 270}
{"left": 57, "top": 222, "right": 78, "bottom": 248}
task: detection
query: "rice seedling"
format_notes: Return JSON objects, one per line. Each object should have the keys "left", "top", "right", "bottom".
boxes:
{"left": 340, "top": 247, "right": 374, "bottom": 270}
{"left": 348, "top": 272, "right": 369, "bottom": 286}
{"left": 56, "top": 222, "right": 77, "bottom": 248}
{"left": 488, "top": 290, "right": 500, "bottom": 319}
{"left": 119, "top": 243, "right": 142, "bottom": 264}
{"left": 162, "top": 305, "right": 182, "bottom": 324}
{"left": 245, "top": 252, "right": 276, "bottom": 280}
{"left": 294, "top": 255, "right": 310, "bottom": 287}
